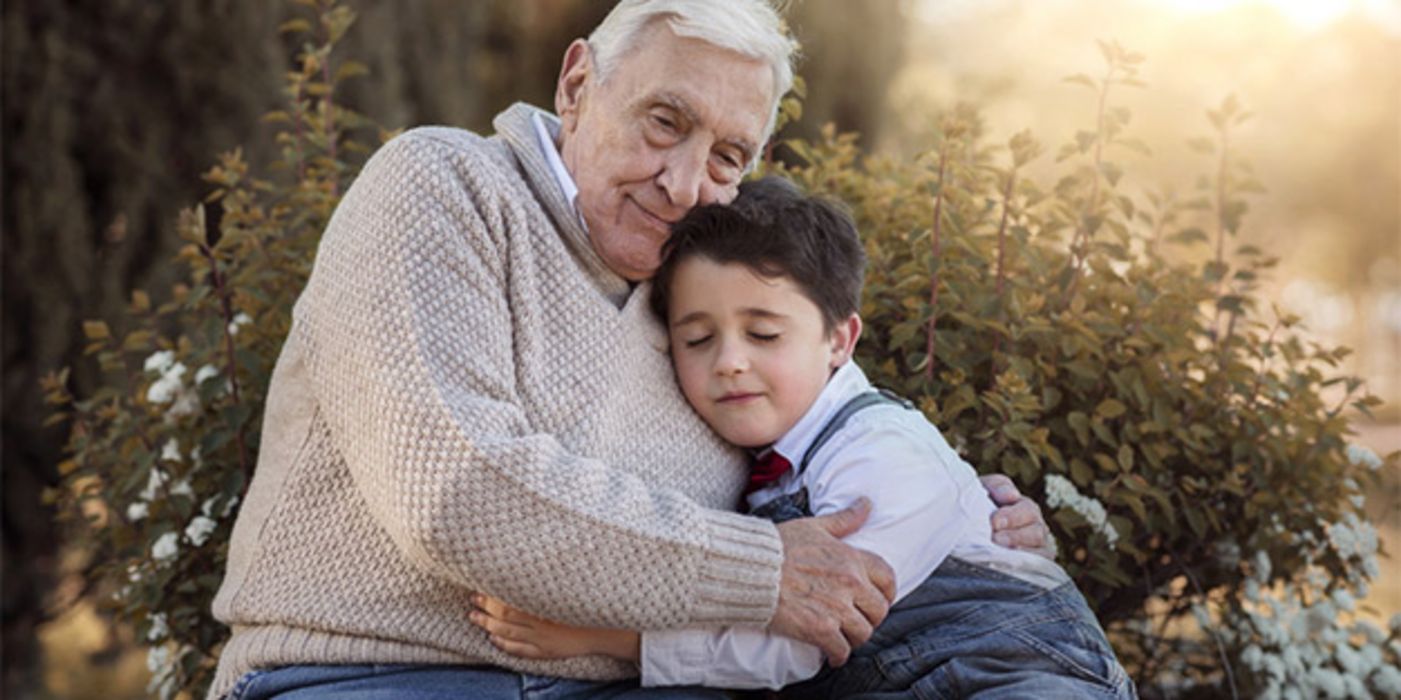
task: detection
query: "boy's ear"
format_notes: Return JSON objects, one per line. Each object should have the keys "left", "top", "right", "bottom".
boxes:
{"left": 555, "top": 39, "right": 593, "bottom": 134}
{"left": 828, "top": 314, "right": 863, "bottom": 369}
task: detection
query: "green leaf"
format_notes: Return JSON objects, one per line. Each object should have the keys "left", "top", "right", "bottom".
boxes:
{"left": 1117, "top": 444, "right": 1135, "bottom": 472}
{"left": 82, "top": 320, "right": 111, "bottom": 341}
{"left": 1096, "top": 398, "right": 1127, "bottom": 419}
{"left": 278, "top": 18, "right": 312, "bottom": 34}
{"left": 1068, "top": 411, "right": 1091, "bottom": 446}
{"left": 1093, "top": 452, "right": 1120, "bottom": 473}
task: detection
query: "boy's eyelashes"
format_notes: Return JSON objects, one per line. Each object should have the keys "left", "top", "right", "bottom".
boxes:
{"left": 678, "top": 331, "right": 781, "bottom": 348}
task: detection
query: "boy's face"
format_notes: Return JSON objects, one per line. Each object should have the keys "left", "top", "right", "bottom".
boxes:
{"left": 667, "top": 257, "right": 859, "bottom": 448}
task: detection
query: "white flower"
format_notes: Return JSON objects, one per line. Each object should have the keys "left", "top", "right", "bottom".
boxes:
{"left": 160, "top": 439, "right": 181, "bottom": 463}
{"left": 145, "top": 362, "right": 187, "bottom": 404}
{"left": 139, "top": 468, "right": 168, "bottom": 501}
{"left": 143, "top": 350, "right": 176, "bottom": 374}
{"left": 1334, "top": 643, "right": 1362, "bottom": 675}
{"left": 1345, "top": 444, "right": 1383, "bottom": 470}
{"left": 194, "top": 363, "right": 220, "bottom": 385}
{"left": 145, "top": 644, "right": 169, "bottom": 673}
{"left": 126, "top": 502, "right": 148, "bottom": 521}
{"left": 1241, "top": 644, "right": 1264, "bottom": 670}
{"left": 1353, "top": 620, "right": 1386, "bottom": 645}
{"left": 184, "top": 516, "right": 217, "bottom": 547}
{"left": 166, "top": 389, "right": 200, "bottom": 419}
{"left": 228, "top": 312, "right": 252, "bottom": 337}
{"left": 1332, "top": 589, "right": 1355, "bottom": 612}
{"left": 151, "top": 532, "right": 179, "bottom": 563}
{"left": 1373, "top": 664, "right": 1401, "bottom": 695}
{"left": 199, "top": 494, "right": 237, "bottom": 519}
{"left": 1253, "top": 550, "right": 1273, "bottom": 581}
{"left": 146, "top": 612, "right": 169, "bottom": 642}
{"left": 1310, "top": 668, "right": 1345, "bottom": 698}
{"left": 169, "top": 478, "right": 194, "bottom": 499}
{"left": 1043, "top": 474, "right": 1119, "bottom": 548}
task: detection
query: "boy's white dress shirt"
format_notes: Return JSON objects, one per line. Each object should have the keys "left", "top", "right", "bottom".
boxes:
{"left": 640, "top": 361, "right": 1070, "bottom": 690}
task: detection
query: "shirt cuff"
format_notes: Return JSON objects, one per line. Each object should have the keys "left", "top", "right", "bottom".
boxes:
{"left": 640, "top": 628, "right": 711, "bottom": 687}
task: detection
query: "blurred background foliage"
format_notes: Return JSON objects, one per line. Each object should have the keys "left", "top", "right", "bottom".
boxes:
{"left": 3, "top": 0, "right": 1398, "bottom": 698}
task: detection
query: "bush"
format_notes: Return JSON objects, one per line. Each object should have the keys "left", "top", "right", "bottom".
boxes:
{"left": 45, "top": 8, "right": 1398, "bottom": 700}
{"left": 764, "top": 41, "right": 1400, "bottom": 698}
{"left": 40, "top": 1, "right": 386, "bottom": 695}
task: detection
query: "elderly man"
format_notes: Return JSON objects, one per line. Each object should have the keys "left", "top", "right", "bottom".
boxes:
{"left": 208, "top": 1, "right": 1051, "bottom": 698}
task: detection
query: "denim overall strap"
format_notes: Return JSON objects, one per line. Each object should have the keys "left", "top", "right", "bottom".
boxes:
{"left": 796, "top": 387, "right": 916, "bottom": 476}
{"left": 751, "top": 388, "right": 916, "bottom": 524}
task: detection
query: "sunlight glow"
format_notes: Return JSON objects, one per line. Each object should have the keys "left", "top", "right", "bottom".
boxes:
{"left": 1154, "top": 0, "right": 1357, "bottom": 30}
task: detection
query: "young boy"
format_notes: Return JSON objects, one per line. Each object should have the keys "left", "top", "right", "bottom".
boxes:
{"left": 469, "top": 178, "right": 1135, "bottom": 697}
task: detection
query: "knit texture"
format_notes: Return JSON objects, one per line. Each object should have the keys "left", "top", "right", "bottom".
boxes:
{"left": 206, "top": 104, "right": 784, "bottom": 698}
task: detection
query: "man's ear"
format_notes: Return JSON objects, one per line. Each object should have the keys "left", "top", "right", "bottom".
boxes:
{"left": 829, "top": 314, "right": 863, "bottom": 369}
{"left": 555, "top": 39, "right": 593, "bottom": 133}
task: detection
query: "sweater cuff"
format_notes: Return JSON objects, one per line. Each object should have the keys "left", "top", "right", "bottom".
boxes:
{"left": 689, "top": 509, "right": 784, "bottom": 626}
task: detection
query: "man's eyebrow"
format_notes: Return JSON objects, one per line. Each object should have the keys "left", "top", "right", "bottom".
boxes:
{"left": 652, "top": 92, "right": 758, "bottom": 160}
{"left": 653, "top": 92, "right": 700, "bottom": 125}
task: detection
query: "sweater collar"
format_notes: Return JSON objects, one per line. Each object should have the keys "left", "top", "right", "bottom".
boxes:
{"left": 494, "top": 102, "right": 631, "bottom": 306}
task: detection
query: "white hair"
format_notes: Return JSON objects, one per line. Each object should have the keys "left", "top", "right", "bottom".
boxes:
{"left": 587, "top": 0, "right": 797, "bottom": 142}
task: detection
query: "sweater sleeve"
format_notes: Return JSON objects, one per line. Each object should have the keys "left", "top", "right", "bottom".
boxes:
{"left": 290, "top": 130, "right": 783, "bottom": 631}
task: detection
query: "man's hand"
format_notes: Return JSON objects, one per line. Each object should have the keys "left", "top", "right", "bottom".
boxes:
{"left": 768, "top": 498, "right": 896, "bottom": 667}
{"left": 981, "top": 474, "right": 1056, "bottom": 560}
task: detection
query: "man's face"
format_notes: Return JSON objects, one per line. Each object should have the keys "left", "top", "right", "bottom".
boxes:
{"left": 555, "top": 25, "right": 774, "bottom": 281}
{"left": 667, "top": 257, "right": 856, "bottom": 448}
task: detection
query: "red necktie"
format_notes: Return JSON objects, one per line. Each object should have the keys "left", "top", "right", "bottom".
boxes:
{"left": 744, "top": 450, "right": 792, "bottom": 498}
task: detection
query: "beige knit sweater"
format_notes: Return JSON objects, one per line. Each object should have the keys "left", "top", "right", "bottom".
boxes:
{"left": 207, "top": 104, "right": 784, "bottom": 698}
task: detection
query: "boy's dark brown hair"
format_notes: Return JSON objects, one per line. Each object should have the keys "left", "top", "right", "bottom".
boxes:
{"left": 649, "top": 176, "right": 866, "bottom": 331}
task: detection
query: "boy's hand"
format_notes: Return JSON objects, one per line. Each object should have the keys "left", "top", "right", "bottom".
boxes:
{"left": 981, "top": 474, "right": 1057, "bottom": 560}
{"left": 770, "top": 497, "right": 896, "bottom": 667}
{"left": 469, "top": 594, "right": 640, "bottom": 662}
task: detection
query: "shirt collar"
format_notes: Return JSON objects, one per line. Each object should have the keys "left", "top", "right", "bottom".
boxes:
{"left": 769, "top": 361, "right": 872, "bottom": 468}
{"left": 531, "top": 112, "right": 587, "bottom": 232}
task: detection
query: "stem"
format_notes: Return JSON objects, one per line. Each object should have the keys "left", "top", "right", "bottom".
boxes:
{"left": 924, "top": 141, "right": 951, "bottom": 381}
{"left": 201, "top": 245, "right": 252, "bottom": 490}
{"left": 1211, "top": 126, "right": 1232, "bottom": 343}
{"left": 1172, "top": 547, "right": 1240, "bottom": 700}
{"left": 995, "top": 170, "right": 1016, "bottom": 298}
{"left": 321, "top": 46, "right": 339, "bottom": 197}
{"left": 292, "top": 80, "right": 307, "bottom": 181}
{"left": 1061, "top": 66, "right": 1114, "bottom": 306}
{"left": 991, "top": 169, "right": 1017, "bottom": 369}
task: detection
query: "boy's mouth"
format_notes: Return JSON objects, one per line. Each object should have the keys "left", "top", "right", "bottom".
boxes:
{"left": 716, "top": 391, "right": 763, "bottom": 405}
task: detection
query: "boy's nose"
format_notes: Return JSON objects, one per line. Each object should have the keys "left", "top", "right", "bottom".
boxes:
{"left": 713, "top": 339, "right": 749, "bottom": 375}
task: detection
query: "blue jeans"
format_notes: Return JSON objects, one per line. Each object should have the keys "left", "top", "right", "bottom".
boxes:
{"left": 779, "top": 557, "right": 1136, "bottom": 699}
{"left": 226, "top": 664, "right": 729, "bottom": 699}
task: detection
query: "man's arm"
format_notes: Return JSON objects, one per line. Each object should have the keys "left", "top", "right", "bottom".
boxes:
{"left": 294, "top": 130, "right": 893, "bottom": 652}
{"left": 295, "top": 130, "right": 781, "bottom": 631}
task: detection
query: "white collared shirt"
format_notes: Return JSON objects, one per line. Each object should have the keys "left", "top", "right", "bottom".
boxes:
{"left": 640, "top": 362, "right": 1070, "bottom": 690}
{"left": 531, "top": 112, "right": 587, "bottom": 231}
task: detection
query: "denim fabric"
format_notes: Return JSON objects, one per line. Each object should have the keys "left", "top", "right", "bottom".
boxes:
{"left": 749, "top": 488, "right": 811, "bottom": 524}
{"left": 778, "top": 558, "right": 1136, "bottom": 699}
{"left": 227, "top": 663, "right": 730, "bottom": 700}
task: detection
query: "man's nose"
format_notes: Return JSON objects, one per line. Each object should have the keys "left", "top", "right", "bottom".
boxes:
{"left": 656, "top": 143, "right": 709, "bottom": 212}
